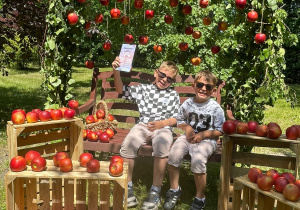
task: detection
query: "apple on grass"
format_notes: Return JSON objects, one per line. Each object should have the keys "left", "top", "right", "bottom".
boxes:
{"left": 283, "top": 183, "right": 300, "bottom": 202}
{"left": 256, "top": 174, "right": 274, "bottom": 191}
{"left": 25, "top": 150, "right": 41, "bottom": 166}
{"left": 248, "top": 167, "right": 262, "bottom": 183}
{"left": 53, "top": 152, "right": 68, "bottom": 167}
{"left": 87, "top": 159, "right": 100, "bottom": 173}
{"left": 109, "top": 161, "right": 123, "bottom": 177}
{"left": 31, "top": 156, "right": 47, "bottom": 172}
{"left": 79, "top": 153, "right": 94, "bottom": 167}
{"left": 59, "top": 158, "right": 73, "bottom": 172}
{"left": 10, "top": 156, "right": 27, "bottom": 172}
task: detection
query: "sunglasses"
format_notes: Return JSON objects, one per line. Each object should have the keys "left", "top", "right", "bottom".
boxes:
{"left": 196, "top": 82, "right": 214, "bottom": 91}
{"left": 156, "top": 69, "right": 176, "bottom": 83}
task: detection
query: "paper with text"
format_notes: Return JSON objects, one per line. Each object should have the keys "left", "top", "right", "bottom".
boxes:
{"left": 116, "top": 44, "right": 136, "bottom": 72}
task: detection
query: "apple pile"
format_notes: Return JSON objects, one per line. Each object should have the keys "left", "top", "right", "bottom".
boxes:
{"left": 248, "top": 167, "right": 300, "bottom": 202}
{"left": 222, "top": 120, "right": 300, "bottom": 140}
{"left": 53, "top": 152, "right": 73, "bottom": 172}
{"left": 83, "top": 128, "right": 114, "bottom": 143}
{"left": 109, "top": 155, "right": 124, "bottom": 177}
{"left": 10, "top": 150, "right": 47, "bottom": 172}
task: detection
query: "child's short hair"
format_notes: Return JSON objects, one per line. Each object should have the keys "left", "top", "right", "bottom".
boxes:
{"left": 159, "top": 61, "right": 179, "bottom": 76}
{"left": 194, "top": 70, "right": 218, "bottom": 86}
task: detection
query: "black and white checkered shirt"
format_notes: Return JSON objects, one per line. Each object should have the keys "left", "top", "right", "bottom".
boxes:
{"left": 122, "top": 84, "right": 180, "bottom": 125}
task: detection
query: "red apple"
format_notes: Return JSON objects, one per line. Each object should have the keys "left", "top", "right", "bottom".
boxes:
{"left": 218, "top": 22, "right": 228, "bottom": 31}
{"left": 267, "top": 122, "right": 280, "bottom": 128}
{"left": 85, "top": 115, "right": 95, "bottom": 124}
{"left": 99, "top": 132, "right": 110, "bottom": 143}
{"left": 139, "top": 35, "right": 149, "bottom": 45}
{"left": 108, "top": 114, "right": 114, "bottom": 121}
{"left": 110, "top": 8, "right": 121, "bottom": 19}
{"left": 235, "top": 0, "right": 246, "bottom": 10}
{"left": 192, "top": 31, "right": 201, "bottom": 39}
{"left": 105, "top": 128, "right": 115, "bottom": 138}
{"left": 96, "top": 109, "right": 105, "bottom": 119}
{"left": 99, "top": 0, "right": 109, "bottom": 6}
{"left": 145, "top": 10, "right": 154, "bottom": 19}
{"left": 26, "top": 111, "right": 39, "bottom": 123}
{"left": 32, "top": 109, "right": 42, "bottom": 114}
{"left": 31, "top": 156, "right": 47, "bottom": 172}
{"left": 255, "top": 33, "right": 266, "bottom": 44}
{"left": 59, "top": 107, "right": 69, "bottom": 118}
{"left": 266, "top": 169, "right": 280, "bottom": 181}
{"left": 59, "top": 157, "right": 73, "bottom": 172}
{"left": 255, "top": 124, "right": 268, "bottom": 137}
{"left": 154, "top": 45, "right": 163, "bottom": 53}
{"left": 169, "top": 0, "right": 178, "bottom": 7}
{"left": 110, "top": 155, "right": 124, "bottom": 164}
{"left": 121, "top": 15, "right": 130, "bottom": 25}
{"left": 236, "top": 122, "right": 249, "bottom": 134}
{"left": 281, "top": 172, "right": 296, "bottom": 183}
{"left": 203, "top": 16, "right": 212, "bottom": 25}
{"left": 78, "top": 0, "right": 86, "bottom": 3}
{"left": 50, "top": 109, "right": 62, "bottom": 120}
{"left": 292, "top": 125, "right": 300, "bottom": 137}
{"left": 179, "top": 42, "right": 188, "bottom": 51}
{"left": 164, "top": 15, "right": 173, "bottom": 24}
{"left": 295, "top": 180, "right": 300, "bottom": 190}
{"left": 87, "top": 131, "right": 98, "bottom": 142}
{"left": 87, "top": 159, "right": 100, "bottom": 173}
{"left": 67, "top": 13, "right": 78, "bottom": 25}
{"left": 248, "top": 167, "right": 262, "bottom": 183}
{"left": 10, "top": 156, "right": 27, "bottom": 172}
{"left": 11, "top": 112, "right": 26, "bottom": 124}
{"left": 247, "top": 121, "right": 258, "bottom": 133}
{"left": 182, "top": 4, "right": 192, "bottom": 15}
{"left": 25, "top": 150, "right": 41, "bottom": 165}
{"left": 134, "top": 0, "right": 143, "bottom": 9}
{"left": 12, "top": 109, "right": 26, "bottom": 117}
{"left": 283, "top": 183, "right": 300, "bottom": 202}
{"left": 79, "top": 152, "right": 94, "bottom": 167}
{"left": 103, "top": 40, "right": 112, "bottom": 51}
{"left": 95, "top": 14, "right": 104, "bottom": 24}
{"left": 199, "top": 0, "right": 209, "bottom": 8}
{"left": 222, "top": 120, "right": 236, "bottom": 135}
{"left": 53, "top": 152, "right": 68, "bottom": 167}
{"left": 85, "top": 60, "right": 94, "bottom": 69}
{"left": 83, "top": 129, "right": 87, "bottom": 140}
{"left": 267, "top": 125, "right": 282, "bottom": 139}
{"left": 211, "top": 46, "right": 220, "bottom": 54}
{"left": 64, "top": 109, "right": 75, "bottom": 119}
{"left": 45, "top": 108, "right": 54, "bottom": 113}
{"left": 233, "top": 120, "right": 241, "bottom": 126}
{"left": 124, "top": 34, "right": 134, "bottom": 44}
{"left": 185, "top": 26, "right": 193, "bottom": 35}
{"left": 247, "top": 11, "right": 258, "bottom": 22}
{"left": 286, "top": 126, "right": 299, "bottom": 140}
{"left": 96, "top": 130, "right": 103, "bottom": 140}
{"left": 257, "top": 174, "right": 274, "bottom": 191}
{"left": 274, "top": 177, "right": 289, "bottom": 193}
{"left": 39, "top": 111, "right": 51, "bottom": 122}
{"left": 68, "top": 100, "right": 79, "bottom": 110}
{"left": 109, "top": 161, "right": 123, "bottom": 176}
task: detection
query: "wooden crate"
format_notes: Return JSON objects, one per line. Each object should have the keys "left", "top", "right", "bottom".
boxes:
{"left": 218, "top": 133, "right": 300, "bottom": 210}
{"left": 6, "top": 117, "right": 83, "bottom": 161}
{"left": 232, "top": 176, "right": 300, "bottom": 210}
{"left": 5, "top": 160, "right": 128, "bottom": 210}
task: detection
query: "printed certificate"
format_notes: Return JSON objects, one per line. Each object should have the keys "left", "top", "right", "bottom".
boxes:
{"left": 116, "top": 44, "right": 136, "bottom": 72}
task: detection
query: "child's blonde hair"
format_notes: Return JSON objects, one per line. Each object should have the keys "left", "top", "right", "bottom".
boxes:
{"left": 194, "top": 70, "right": 217, "bottom": 86}
{"left": 159, "top": 61, "right": 179, "bottom": 76}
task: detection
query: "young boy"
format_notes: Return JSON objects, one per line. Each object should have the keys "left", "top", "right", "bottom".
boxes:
{"left": 163, "top": 70, "right": 225, "bottom": 210}
{"left": 112, "top": 57, "right": 180, "bottom": 210}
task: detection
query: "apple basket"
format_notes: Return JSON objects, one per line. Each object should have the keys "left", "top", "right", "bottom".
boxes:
{"left": 85, "top": 100, "right": 118, "bottom": 131}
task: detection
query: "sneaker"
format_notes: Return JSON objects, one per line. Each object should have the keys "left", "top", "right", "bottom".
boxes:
{"left": 141, "top": 190, "right": 161, "bottom": 210}
{"left": 190, "top": 198, "right": 205, "bottom": 210}
{"left": 127, "top": 185, "right": 138, "bottom": 207}
{"left": 163, "top": 188, "right": 182, "bottom": 210}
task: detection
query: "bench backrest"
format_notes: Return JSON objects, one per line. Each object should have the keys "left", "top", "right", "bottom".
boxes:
{"left": 85, "top": 68, "right": 225, "bottom": 128}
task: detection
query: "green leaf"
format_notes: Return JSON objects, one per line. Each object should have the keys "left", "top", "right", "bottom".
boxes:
{"left": 48, "top": 39, "right": 56, "bottom": 50}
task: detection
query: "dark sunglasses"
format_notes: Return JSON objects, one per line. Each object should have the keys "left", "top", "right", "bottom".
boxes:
{"left": 196, "top": 82, "right": 214, "bottom": 91}
{"left": 156, "top": 69, "right": 176, "bottom": 83}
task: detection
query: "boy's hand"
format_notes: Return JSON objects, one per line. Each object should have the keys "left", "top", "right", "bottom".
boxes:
{"left": 147, "top": 121, "right": 164, "bottom": 132}
{"left": 190, "top": 132, "right": 205, "bottom": 144}
{"left": 185, "top": 127, "right": 196, "bottom": 143}
{"left": 112, "top": 57, "right": 120, "bottom": 70}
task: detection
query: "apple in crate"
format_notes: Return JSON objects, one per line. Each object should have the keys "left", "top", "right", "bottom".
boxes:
{"left": 280, "top": 172, "right": 295, "bottom": 183}
{"left": 32, "top": 109, "right": 42, "bottom": 114}
{"left": 110, "top": 155, "right": 123, "bottom": 164}
{"left": 274, "top": 176, "right": 289, "bottom": 193}
{"left": 68, "top": 100, "right": 79, "bottom": 110}
{"left": 39, "top": 111, "right": 51, "bottom": 122}
{"left": 10, "top": 156, "right": 27, "bottom": 172}
{"left": 64, "top": 109, "right": 75, "bottom": 119}
{"left": 59, "top": 158, "right": 73, "bottom": 172}
{"left": 53, "top": 152, "right": 69, "bottom": 167}
{"left": 286, "top": 126, "right": 299, "bottom": 140}
{"left": 267, "top": 125, "right": 282, "bottom": 139}
{"left": 105, "top": 128, "right": 115, "bottom": 138}
{"left": 11, "top": 112, "right": 26, "bottom": 124}
{"left": 31, "top": 156, "right": 47, "bottom": 172}
{"left": 26, "top": 111, "right": 39, "bottom": 123}
{"left": 266, "top": 169, "right": 279, "bottom": 181}
{"left": 283, "top": 183, "right": 300, "bottom": 202}
{"left": 247, "top": 121, "right": 258, "bottom": 133}
{"left": 236, "top": 122, "right": 248, "bottom": 134}
{"left": 79, "top": 153, "right": 94, "bottom": 167}
{"left": 83, "top": 129, "right": 88, "bottom": 140}
{"left": 248, "top": 167, "right": 262, "bottom": 183}
{"left": 87, "top": 131, "right": 98, "bottom": 142}
{"left": 50, "top": 109, "right": 63, "bottom": 120}
{"left": 25, "top": 150, "right": 41, "bottom": 165}
{"left": 222, "top": 120, "right": 236, "bottom": 135}
{"left": 109, "top": 161, "right": 123, "bottom": 176}
{"left": 99, "top": 132, "right": 110, "bottom": 143}
{"left": 86, "top": 159, "right": 100, "bottom": 173}
{"left": 292, "top": 125, "right": 300, "bottom": 137}
{"left": 59, "top": 107, "right": 69, "bottom": 117}
{"left": 255, "top": 124, "right": 268, "bottom": 137}
{"left": 12, "top": 109, "right": 26, "bottom": 117}
{"left": 257, "top": 174, "right": 274, "bottom": 191}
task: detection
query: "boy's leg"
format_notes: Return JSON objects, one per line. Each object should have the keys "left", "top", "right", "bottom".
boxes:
{"left": 168, "top": 164, "right": 180, "bottom": 189}
{"left": 194, "top": 173, "right": 206, "bottom": 198}
{"left": 153, "top": 157, "right": 168, "bottom": 187}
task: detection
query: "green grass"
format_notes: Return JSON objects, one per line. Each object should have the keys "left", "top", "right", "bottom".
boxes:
{"left": 0, "top": 67, "right": 299, "bottom": 209}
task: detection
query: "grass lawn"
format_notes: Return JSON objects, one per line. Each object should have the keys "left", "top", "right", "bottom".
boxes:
{"left": 0, "top": 66, "right": 299, "bottom": 210}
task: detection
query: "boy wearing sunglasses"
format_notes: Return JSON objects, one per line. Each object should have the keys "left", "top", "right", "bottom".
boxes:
{"left": 163, "top": 70, "right": 225, "bottom": 210}
{"left": 112, "top": 57, "right": 180, "bottom": 210}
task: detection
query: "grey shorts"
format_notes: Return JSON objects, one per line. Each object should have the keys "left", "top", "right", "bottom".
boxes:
{"left": 168, "top": 135, "right": 217, "bottom": 174}
{"left": 120, "top": 123, "right": 174, "bottom": 158}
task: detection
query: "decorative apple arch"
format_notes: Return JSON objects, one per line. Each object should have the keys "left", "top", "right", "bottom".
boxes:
{"left": 43, "top": 0, "right": 297, "bottom": 127}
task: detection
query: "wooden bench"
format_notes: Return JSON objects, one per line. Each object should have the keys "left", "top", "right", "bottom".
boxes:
{"left": 76, "top": 68, "right": 234, "bottom": 162}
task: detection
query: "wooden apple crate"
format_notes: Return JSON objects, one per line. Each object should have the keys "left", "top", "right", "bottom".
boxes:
{"left": 218, "top": 133, "right": 300, "bottom": 210}
{"left": 6, "top": 117, "right": 83, "bottom": 161}
{"left": 232, "top": 176, "right": 300, "bottom": 210}
{"left": 5, "top": 160, "right": 128, "bottom": 210}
